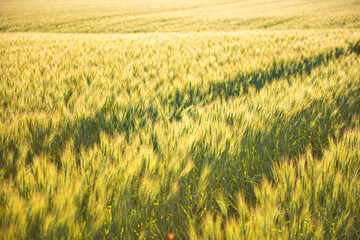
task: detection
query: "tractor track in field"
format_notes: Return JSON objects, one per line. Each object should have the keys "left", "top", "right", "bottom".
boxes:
{"left": 1, "top": 40, "right": 359, "bottom": 175}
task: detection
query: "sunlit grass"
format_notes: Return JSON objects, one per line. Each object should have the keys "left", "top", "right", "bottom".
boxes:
{"left": 1, "top": 0, "right": 360, "bottom": 239}
{"left": 0, "top": 0, "right": 359, "bottom": 32}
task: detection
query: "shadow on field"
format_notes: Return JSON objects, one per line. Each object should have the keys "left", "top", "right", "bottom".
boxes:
{"left": 0, "top": 40, "right": 359, "bottom": 179}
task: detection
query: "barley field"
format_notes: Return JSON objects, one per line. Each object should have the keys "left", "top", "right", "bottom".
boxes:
{"left": 1, "top": 0, "right": 360, "bottom": 239}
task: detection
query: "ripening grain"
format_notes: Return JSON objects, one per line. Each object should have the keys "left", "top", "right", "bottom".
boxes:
{"left": 1, "top": 0, "right": 360, "bottom": 239}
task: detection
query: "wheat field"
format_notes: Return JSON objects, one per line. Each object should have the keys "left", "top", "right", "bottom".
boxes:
{"left": 1, "top": 0, "right": 360, "bottom": 239}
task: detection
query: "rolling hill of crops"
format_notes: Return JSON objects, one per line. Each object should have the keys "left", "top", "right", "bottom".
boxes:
{"left": 1, "top": 0, "right": 360, "bottom": 239}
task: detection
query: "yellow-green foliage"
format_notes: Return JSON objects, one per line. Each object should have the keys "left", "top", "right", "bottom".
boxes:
{"left": 1, "top": 0, "right": 360, "bottom": 239}
{"left": 0, "top": 0, "right": 360, "bottom": 32}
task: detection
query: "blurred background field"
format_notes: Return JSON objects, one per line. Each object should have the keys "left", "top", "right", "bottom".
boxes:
{"left": 1, "top": 0, "right": 360, "bottom": 32}
{"left": 0, "top": 0, "right": 360, "bottom": 239}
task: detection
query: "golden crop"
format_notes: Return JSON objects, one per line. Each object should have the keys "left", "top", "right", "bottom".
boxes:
{"left": 1, "top": 0, "right": 360, "bottom": 239}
